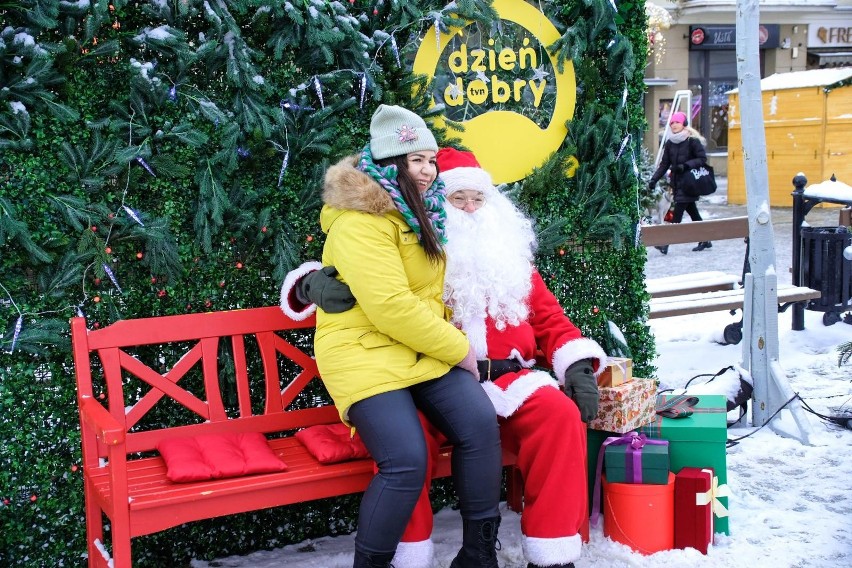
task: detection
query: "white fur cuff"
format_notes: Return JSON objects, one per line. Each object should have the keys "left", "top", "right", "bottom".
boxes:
{"left": 481, "top": 371, "right": 559, "bottom": 418}
{"left": 552, "top": 338, "right": 608, "bottom": 385}
{"left": 279, "top": 261, "right": 323, "bottom": 321}
{"left": 522, "top": 533, "right": 582, "bottom": 566}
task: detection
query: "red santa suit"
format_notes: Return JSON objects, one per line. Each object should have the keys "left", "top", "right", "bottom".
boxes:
{"left": 393, "top": 149, "right": 607, "bottom": 568}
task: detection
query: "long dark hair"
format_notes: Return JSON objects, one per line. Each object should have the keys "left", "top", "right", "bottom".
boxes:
{"left": 377, "top": 154, "right": 445, "bottom": 263}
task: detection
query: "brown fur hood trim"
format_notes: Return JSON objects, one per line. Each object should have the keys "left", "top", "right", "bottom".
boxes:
{"left": 322, "top": 156, "right": 396, "bottom": 215}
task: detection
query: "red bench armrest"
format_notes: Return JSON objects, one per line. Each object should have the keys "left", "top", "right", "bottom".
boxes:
{"left": 80, "top": 396, "right": 126, "bottom": 446}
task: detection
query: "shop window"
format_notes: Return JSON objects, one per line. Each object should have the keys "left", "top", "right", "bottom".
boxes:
{"left": 689, "top": 50, "right": 763, "bottom": 152}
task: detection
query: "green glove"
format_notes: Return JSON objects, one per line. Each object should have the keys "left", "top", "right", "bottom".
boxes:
{"left": 296, "top": 266, "right": 355, "bottom": 313}
{"left": 563, "top": 358, "right": 598, "bottom": 423}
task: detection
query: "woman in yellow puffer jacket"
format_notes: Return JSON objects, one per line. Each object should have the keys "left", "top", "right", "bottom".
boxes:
{"left": 307, "top": 105, "right": 502, "bottom": 568}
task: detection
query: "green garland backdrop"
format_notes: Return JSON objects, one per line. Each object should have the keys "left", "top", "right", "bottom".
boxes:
{"left": 0, "top": 0, "right": 652, "bottom": 564}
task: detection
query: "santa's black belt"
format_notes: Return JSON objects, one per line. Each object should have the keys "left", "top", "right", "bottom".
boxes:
{"left": 477, "top": 359, "right": 524, "bottom": 383}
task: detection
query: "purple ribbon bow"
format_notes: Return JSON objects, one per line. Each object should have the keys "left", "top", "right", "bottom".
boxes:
{"left": 590, "top": 431, "right": 668, "bottom": 526}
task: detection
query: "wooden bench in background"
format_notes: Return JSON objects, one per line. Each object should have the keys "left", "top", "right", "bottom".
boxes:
{"left": 641, "top": 216, "right": 821, "bottom": 343}
{"left": 72, "top": 307, "right": 521, "bottom": 568}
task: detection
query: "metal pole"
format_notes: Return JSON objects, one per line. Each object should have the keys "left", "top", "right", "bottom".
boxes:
{"left": 791, "top": 173, "right": 807, "bottom": 331}
{"left": 736, "top": 0, "right": 813, "bottom": 443}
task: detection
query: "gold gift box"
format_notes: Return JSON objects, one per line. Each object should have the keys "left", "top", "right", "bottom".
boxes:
{"left": 597, "top": 357, "right": 633, "bottom": 388}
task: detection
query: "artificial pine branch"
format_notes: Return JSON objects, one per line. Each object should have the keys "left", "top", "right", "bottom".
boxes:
{"left": 0, "top": 197, "right": 52, "bottom": 263}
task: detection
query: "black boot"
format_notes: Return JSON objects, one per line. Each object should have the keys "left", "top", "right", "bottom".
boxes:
{"left": 655, "top": 245, "right": 669, "bottom": 255}
{"left": 528, "top": 563, "right": 575, "bottom": 568}
{"left": 692, "top": 241, "right": 712, "bottom": 251}
{"left": 450, "top": 516, "right": 501, "bottom": 568}
{"left": 353, "top": 549, "right": 395, "bottom": 568}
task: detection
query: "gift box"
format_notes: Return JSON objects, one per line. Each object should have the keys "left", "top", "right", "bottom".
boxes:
{"left": 590, "top": 432, "right": 668, "bottom": 531}
{"left": 674, "top": 467, "right": 716, "bottom": 554}
{"left": 638, "top": 394, "right": 730, "bottom": 535}
{"left": 586, "top": 428, "right": 617, "bottom": 512}
{"left": 597, "top": 357, "right": 633, "bottom": 387}
{"left": 588, "top": 378, "right": 657, "bottom": 433}
{"left": 605, "top": 438, "right": 669, "bottom": 484}
{"left": 602, "top": 472, "right": 675, "bottom": 555}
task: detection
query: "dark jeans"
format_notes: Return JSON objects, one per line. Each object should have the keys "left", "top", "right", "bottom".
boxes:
{"left": 671, "top": 201, "right": 703, "bottom": 224}
{"left": 347, "top": 367, "right": 501, "bottom": 556}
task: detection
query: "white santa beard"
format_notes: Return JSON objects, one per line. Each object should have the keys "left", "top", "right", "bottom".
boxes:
{"left": 443, "top": 193, "right": 535, "bottom": 342}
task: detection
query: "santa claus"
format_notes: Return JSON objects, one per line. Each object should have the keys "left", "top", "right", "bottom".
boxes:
{"left": 280, "top": 148, "right": 607, "bottom": 568}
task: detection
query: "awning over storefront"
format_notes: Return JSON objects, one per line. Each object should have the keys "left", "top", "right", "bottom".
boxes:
{"left": 808, "top": 50, "right": 852, "bottom": 68}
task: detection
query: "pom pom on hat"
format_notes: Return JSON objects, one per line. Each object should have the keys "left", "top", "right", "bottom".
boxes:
{"left": 436, "top": 148, "right": 495, "bottom": 197}
{"left": 369, "top": 105, "right": 438, "bottom": 160}
{"left": 670, "top": 111, "right": 687, "bottom": 125}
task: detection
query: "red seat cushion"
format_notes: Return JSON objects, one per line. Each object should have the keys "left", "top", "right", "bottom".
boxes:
{"left": 295, "top": 423, "right": 371, "bottom": 464}
{"left": 157, "top": 432, "right": 287, "bottom": 483}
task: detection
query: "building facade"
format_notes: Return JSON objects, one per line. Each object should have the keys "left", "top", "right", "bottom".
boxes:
{"left": 644, "top": 0, "right": 852, "bottom": 175}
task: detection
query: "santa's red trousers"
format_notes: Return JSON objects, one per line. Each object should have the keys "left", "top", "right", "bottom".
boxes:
{"left": 400, "top": 385, "right": 587, "bottom": 562}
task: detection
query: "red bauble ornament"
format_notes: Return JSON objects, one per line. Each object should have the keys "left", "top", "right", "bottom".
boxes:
{"left": 30, "top": 495, "right": 37, "bottom": 502}
{"left": 151, "top": 277, "right": 157, "bottom": 284}
{"left": 93, "top": 296, "right": 101, "bottom": 303}
{"left": 261, "top": 226, "right": 267, "bottom": 233}
{"left": 559, "top": 249, "right": 565, "bottom": 256}
{"left": 71, "top": 465, "right": 79, "bottom": 472}
{"left": 136, "top": 252, "right": 144, "bottom": 259}
{"left": 93, "top": 277, "right": 101, "bottom": 285}
{"left": 235, "top": 262, "right": 243, "bottom": 269}
{"left": 105, "top": 246, "right": 112, "bottom": 254}
{"left": 219, "top": 280, "right": 226, "bottom": 288}
{"left": 205, "top": 299, "right": 212, "bottom": 308}
{"left": 593, "top": 306, "right": 600, "bottom": 314}
{"left": 373, "top": 8, "right": 378, "bottom": 15}
{"left": 157, "top": 289, "right": 167, "bottom": 298}
{"left": 90, "top": 225, "right": 97, "bottom": 232}
{"left": 306, "top": 235, "right": 314, "bottom": 242}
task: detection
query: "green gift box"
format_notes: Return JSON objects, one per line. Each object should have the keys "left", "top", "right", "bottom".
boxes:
{"left": 638, "top": 394, "right": 730, "bottom": 535}
{"left": 604, "top": 440, "right": 670, "bottom": 484}
{"left": 587, "top": 428, "right": 618, "bottom": 511}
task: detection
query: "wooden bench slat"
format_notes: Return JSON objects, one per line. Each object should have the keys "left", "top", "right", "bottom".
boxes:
{"left": 640, "top": 216, "right": 749, "bottom": 246}
{"left": 646, "top": 271, "right": 742, "bottom": 298}
{"left": 649, "top": 285, "right": 822, "bottom": 319}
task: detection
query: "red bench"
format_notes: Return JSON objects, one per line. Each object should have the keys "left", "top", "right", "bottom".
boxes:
{"left": 71, "top": 306, "right": 521, "bottom": 568}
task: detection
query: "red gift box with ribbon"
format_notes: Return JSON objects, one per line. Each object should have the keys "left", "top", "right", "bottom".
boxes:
{"left": 674, "top": 467, "right": 724, "bottom": 554}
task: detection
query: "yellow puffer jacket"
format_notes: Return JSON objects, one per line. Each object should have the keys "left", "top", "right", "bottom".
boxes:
{"left": 315, "top": 156, "right": 469, "bottom": 423}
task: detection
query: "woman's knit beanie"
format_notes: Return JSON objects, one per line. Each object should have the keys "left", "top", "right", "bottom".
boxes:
{"left": 369, "top": 104, "right": 438, "bottom": 160}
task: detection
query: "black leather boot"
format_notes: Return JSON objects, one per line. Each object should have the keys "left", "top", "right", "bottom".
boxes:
{"left": 692, "top": 241, "right": 712, "bottom": 251}
{"left": 449, "top": 516, "right": 501, "bottom": 568}
{"left": 353, "top": 549, "right": 395, "bottom": 568}
{"left": 655, "top": 245, "right": 669, "bottom": 255}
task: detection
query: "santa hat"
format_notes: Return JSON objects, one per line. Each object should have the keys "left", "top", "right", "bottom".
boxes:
{"left": 436, "top": 148, "right": 496, "bottom": 198}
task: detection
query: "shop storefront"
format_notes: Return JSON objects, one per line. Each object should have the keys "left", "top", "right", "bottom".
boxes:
{"left": 686, "top": 24, "right": 779, "bottom": 153}
{"left": 807, "top": 22, "right": 852, "bottom": 68}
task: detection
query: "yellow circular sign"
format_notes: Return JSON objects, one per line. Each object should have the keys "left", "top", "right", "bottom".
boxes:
{"left": 413, "top": 0, "right": 575, "bottom": 183}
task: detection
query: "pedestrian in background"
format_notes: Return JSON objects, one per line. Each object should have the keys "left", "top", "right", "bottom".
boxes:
{"left": 648, "top": 111, "right": 713, "bottom": 253}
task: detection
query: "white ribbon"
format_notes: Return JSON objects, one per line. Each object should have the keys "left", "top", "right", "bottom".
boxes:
{"left": 694, "top": 470, "right": 731, "bottom": 543}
